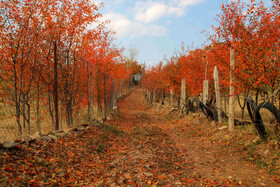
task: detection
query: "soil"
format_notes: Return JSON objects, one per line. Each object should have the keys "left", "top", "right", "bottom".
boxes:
{"left": 1, "top": 87, "right": 279, "bottom": 186}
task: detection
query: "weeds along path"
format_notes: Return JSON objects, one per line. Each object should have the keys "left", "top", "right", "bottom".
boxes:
{"left": 0, "top": 87, "right": 278, "bottom": 186}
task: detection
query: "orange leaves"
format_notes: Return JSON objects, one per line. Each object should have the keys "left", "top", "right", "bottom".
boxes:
{"left": 143, "top": 44, "right": 208, "bottom": 96}
{"left": 210, "top": 0, "right": 280, "bottom": 93}
{"left": 143, "top": 0, "right": 279, "bottom": 97}
{"left": 0, "top": 0, "right": 129, "bottom": 133}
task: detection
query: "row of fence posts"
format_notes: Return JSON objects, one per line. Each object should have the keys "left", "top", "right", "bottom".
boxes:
{"left": 0, "top": 62, "right": 133, "bottom": 141}
{"left": 172, "top": 48, "right": 236, "bottom": 131}
{"left": 87, "top": 75, "right": 132, "bottom": 121}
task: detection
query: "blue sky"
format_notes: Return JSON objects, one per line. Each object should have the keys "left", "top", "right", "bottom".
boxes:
{"left": 96, "top": 0, "right": 270, "bottom": 66}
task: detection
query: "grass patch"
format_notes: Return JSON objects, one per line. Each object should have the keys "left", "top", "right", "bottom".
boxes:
{"left": 102, "top": 124, "right": 125, "bottom": 135}
{"left": 243, "top": 141, "right": 280, "bottom": 176}
{"left": 97, "top": 145, "right": 105, "bottom": 153}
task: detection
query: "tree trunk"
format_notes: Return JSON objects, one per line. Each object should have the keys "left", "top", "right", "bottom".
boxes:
{"left": 22, "top": 96, "right": 26, "bottom": 129}
{"left": 53, "top": 41, "right": 59, "bottom": 131}
{"left": 13, "top": 57, "right": 22, "bottom": 136}
{"left": 87, "top": 61, "right": 92, "bottom": 122}
{"left": 223, "top": 93, "right": 227, "bottom": 114}
{"left": 255, "top": 90, "right": 259, "bottom": 106}
{"left": 181, "top": 78, "right": 186, "bottom": 112}
{"left": 278, "top": 92, "right": 280, "bottom": 110}
{"left": 48, "top": 90, "right": 55, "bottom": 129}
{"left": 103, "top": 74, "right": 107, "bottom": 119}
{"left": 161, "top": 89, "right": 164, "bottom": 105}
{"left": 237, "top": 89, "right": 250, "bottom": 121}
{"left": 27, "top": 100, "right": 31, "bottom": 135}
{"left": 111, "top": 78, "right": 116, "bottom": 110}
{"left": 66, "top": 102, "right": 72, "bottom": 128}
{"left": 170, "top": 89, "right": 174, "bottom": 106}
{"left": 36, "top": 84, "right": 41, "bottom": 133}
{"left": 15, "top": 102, "right": 22, "bottom": 136}
{"left": 153, "top": 89, "right": 156, "bottom": 103}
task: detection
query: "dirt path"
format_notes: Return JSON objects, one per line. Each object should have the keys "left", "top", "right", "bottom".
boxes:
{"left": 95, "top": 87, "right": 278, "bottom": 186}
{"left": 1, "top": 87, "right": 279, "bottom": 186}
{"left": 104, "top": 87, "right": 279, "bottom": 186}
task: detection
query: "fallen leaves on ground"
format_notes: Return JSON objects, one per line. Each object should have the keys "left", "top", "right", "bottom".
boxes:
{"left": 1, "top": 87, "right": 279, "bottom": 186}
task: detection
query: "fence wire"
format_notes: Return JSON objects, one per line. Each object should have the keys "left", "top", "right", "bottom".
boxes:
{"left": 0, "top": 75, "right": 132, "bottom": 143}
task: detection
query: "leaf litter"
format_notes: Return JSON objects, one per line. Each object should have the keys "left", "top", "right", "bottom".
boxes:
{"left": 1, "top": 87, "right": 279, "bottom": 186}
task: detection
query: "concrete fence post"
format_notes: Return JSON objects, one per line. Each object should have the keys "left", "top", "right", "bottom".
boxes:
{"left": 229, "top": 47, "right": 235, "bottom": 131}
{"left": 203, "top": 80, "right": 209, "bottom": 105}
{"left": 181, "top": 78, "right": 186, "bottom": 112}
{"left": 170, "top": 89, "right": 174, "bottom": 106}
{"left": 213, "top": 66, "right": 223, "bottom": 123}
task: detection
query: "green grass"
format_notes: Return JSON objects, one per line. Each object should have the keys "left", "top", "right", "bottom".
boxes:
{"left": 102, "top": 124, "right": 125, "bottom": 135}
{"left": 243, "top": 139, "right": 279, "bottom": 176}
{"left": 97, "top": 144, "right": 105, "bottom": 153}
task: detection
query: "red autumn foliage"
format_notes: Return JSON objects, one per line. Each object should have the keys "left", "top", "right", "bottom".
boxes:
{"left": 142, "top": 0, "right": 280, "bottom": 99}
{"left": 0, "top": 0, "right": 131, "bottom": 134}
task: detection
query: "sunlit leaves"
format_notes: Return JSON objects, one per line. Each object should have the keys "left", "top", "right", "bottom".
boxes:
{"left": 0, "top": 0, "right": 129, "bottom": 133}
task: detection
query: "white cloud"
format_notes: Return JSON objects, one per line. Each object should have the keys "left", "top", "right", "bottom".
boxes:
{"left": 134, "top": 0, "right": 205, "bottom": 23}
{"left": 174, "top": 0, "right": 205, "bottom": 8}
{"left": 93, "top": 0, "right": 205, "bottom": 38}
{"left": 134, "top": 2, "right": 184, "bottom": 23}
{"left": 149, "top": 24, "right": 167, "bottom": 36}
{"left": 102, "top": 13, "right": 166, "bottom": 38}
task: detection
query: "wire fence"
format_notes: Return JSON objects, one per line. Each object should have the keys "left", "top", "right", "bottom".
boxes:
{"left": 0, "top": 75, "right": 133, "bottom": 143}
{"left": 147, "top": 87, "right": 280, "bottom": 143}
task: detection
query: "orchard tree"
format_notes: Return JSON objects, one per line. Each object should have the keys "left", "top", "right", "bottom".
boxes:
{"left": 0, "top": 0, "right": 129, "bottom": 135}
{"left": 212, "top": 0, "right": 280, "bottom": 97}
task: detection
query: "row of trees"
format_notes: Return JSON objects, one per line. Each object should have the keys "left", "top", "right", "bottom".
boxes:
{"left": 142, "top": 0, "right": 280, "bottom": 120}
{"left": 0, "top": 0, "right": 133, "bottom": 136}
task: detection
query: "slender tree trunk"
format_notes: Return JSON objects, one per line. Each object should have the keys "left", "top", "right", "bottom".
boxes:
{"left": 223, "top": 93, "right": 226, "bottom": 113}
{"left": 153, "top": 89, "right": 156, "bottom": 103}
{"left": 170, "top": 89, "right": 174, "bottom": 106}
{"left": 48, "top": 90, "right": 55, "bottom": 129}
{"left": 278, "top": 93, "right": 280, "bottom": 110}
{"left": 15, "top": 103, "right": 22, "bottom": 136}
{"left": 255, "top": 90, "right": 259, "bottom": 106}
{"left": 161, "top": 88, "right": 165, "bottom": 105}
{"left": 181, "top": 78, "right": 186, "bottom": 111}
{"left": 13, "top": 61, "right": 22, "bottom": 136}
{"left": 111, "top": 78, "right": 116, "bottom": 110}
{"left": 66, "top": 102, "right": 71, "bottom": 128}
{"left": 36, "top": 84, "right": 41, "bottom": 133}
{"left": 67, "top": 99, "right": 73, "bottom": 127}
{"left": 22, "top": 96, "right": 26, "bottom": 129}
{"left": 65, "top": 102, "right": 69, "bottom": 127}
{"left": 87, "top": 61, "right": 91, "bottom": 122}
{"left": 53, "top": 41, "right": 59, "bottom": 131}
{"left": 27, "top": 100, "right": 31, "bottom": 135}
{"left": 237, "top": 89, "right": 250, "bottom": 121}
{"left": 103, "top": 74, "right": 106, "bottom": 119}
{"left": 57, "top": 101, "right": 61, "bottom": 129}
{"left": 271, "top": 95, "right": 275, "bottom": 106}
{"left": 70, "top": 100, "right": 73, "bottom": 125}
